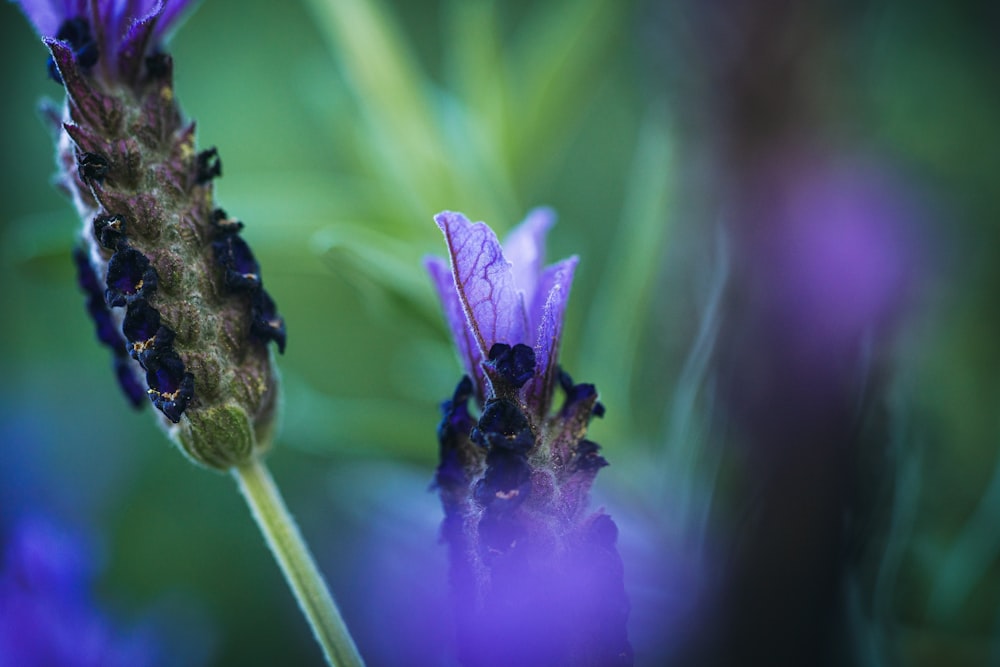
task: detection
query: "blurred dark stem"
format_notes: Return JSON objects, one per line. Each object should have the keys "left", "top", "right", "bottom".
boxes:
{"left": 648, "top": 1, "right": 894, "bottom": 665}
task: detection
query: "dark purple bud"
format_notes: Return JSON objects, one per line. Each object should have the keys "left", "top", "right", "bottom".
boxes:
{"left": 572, "top": 439, "right": 608, "bottom": 472}
{"left": 113, "top": 355, "right": 148, "bottom": 408}
{"left": 75, "top": 41, "right": 99, "bottom": 69}
{"left": 196, "top": 147, "right": 221, "bottom": 184}
{"left": 474, "top": 447, "right": 531, "bottom": 511}
{"left": 477, "top": 507, "right": 526, "bottom": 555}
{"left": 73, "top": 246, "right": 100, "bottom": 294}
{"left": 144, "top": 52, "right": 172, "bottom": 80}
{"left": 485, "top": 342, "right": 536, "bottom": 390}
{"left": 558, "top": 368, "right": 604, "bottom": 418}
{"left": 436, "top": 376, "right": 476, "bottom": 489}
{"left": 46, "top": 17, "right": 99, "bottom": 83}
{"left": 73, "top": 247, "right": 120, "bottom": 349}
{"left": 250, "top": 289, "right": 286, "bottom": 353}
{"left": 212, "top": 234, "right": 261, "bottom": 291}
{"left": 471, "top": 398, "right": 534, "bottom": 453}
{"left": 73, "top": 247, "right": 146, "bottom": 411}
{"left": 123, "top": 301, "right": 175, "bottom": 365}
{"left": 105, "top": 247, "right": 157, "bottom": 307}
{"left": 92, "top": 215, "right": 127, "bottom": 250}
{"left": 87, "top": 299, "right": 120, "bottom": 350}
{"left": 145, "top": 350, "right": 194, "bottom": 423}
{"left": 211, "top": 208, "right": 244, "bottom": 235}
{"left": 55, "top": 17, "right": 92, "bottom": 49}
{"left": 77, "top": 152, "right": 109, "bottom": 183}
{"left": 122, "top": 301, "right": 160, "bottom": 342}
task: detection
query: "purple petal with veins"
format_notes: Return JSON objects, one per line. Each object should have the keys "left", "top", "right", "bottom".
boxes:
{"left": 435, "top": 211, "right": 527, "bottom": 362}
{"left": 426, "top": 256, "right": 486, "bottom": 399}
{"left": 430, "top": 209, "right": 579, "bottom": 415}
{"left": 525, "top": 257, "right": 577, "bottom": 417}
{"left": 502, "top": 207, "right": 555, "bottom": 303}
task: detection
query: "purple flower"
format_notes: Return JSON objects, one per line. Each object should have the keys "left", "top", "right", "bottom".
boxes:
{"left": 0, "top": 517, "right": 161, "bottom": 667}
{"left": 426, "top": 209, "right": 577, "bottom": 420}
{"left": 14, "top": 0, "right": 194, "bottom": 85}
{"left": 426, "top": 211, "right": 631, "bottom": 666}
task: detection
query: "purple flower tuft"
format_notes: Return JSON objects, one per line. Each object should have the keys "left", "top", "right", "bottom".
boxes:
{"left": 427, "top": 209, "right": 577, "bottom": 419}
{"left": 213, "top": 233, "right": 262, "bottom": 292}
{"left": 427, "top": 210, "right": 631, "bottom": 666}
{"left": 104, "top": 245, "right": 157, "bottom": 307}
{"left": 15, "top": 0, "right": 196, "bottom": 86}
{"left": 144, "top": 349, "right": 194, "bottom": 423}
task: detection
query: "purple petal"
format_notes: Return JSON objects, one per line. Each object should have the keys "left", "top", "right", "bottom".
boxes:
{"left": 426, "top": 256, "right": 486, "bottom": 400}
{"left": 116, "top": 1, "right": 162, "bottom": 82}
{"left": 153, "top": 0, "right": 196, "bottom": 41}
{"left": 523, "top": 256, "right": 577, "bottom": 418}
{"left": 0, "top": 517, "right": 163, "bottom": 667}
{"left": 435, "top": 211, "right": 528, "bottom": 358}
{"left": 502, "top": 207, "right": 555, "bottom": 301}
{"left": 12, "top": 0, "right": 84, "bottom": 37}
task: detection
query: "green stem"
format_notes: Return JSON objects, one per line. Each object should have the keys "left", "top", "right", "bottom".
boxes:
{"left": 233, "top": 457, "right": 365, "bottom": 667}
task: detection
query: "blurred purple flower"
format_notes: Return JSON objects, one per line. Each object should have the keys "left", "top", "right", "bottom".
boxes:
{"left": 13, "top": 0, "right": 194, "bottom": 84}
{"left": 751, "top": 155, "right": 920, "bottom": 377}
{"left": 426, "top": 211, "right": 631, "bottom": 667}
{"left": 0, "top": 517, "right": 160, "bottom": 667}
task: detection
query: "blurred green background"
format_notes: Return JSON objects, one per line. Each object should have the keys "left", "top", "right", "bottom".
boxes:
{"left": 0, "top": 0, "right": 998, "bottom": 665}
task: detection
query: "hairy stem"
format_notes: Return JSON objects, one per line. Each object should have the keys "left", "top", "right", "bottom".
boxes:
{"left": 233, "top": 457, "right": 364, "bottom": 667}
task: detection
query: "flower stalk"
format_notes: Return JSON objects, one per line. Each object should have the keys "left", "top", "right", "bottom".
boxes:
{"left": 233, "top": 458, "right": 364, "bottom": 667}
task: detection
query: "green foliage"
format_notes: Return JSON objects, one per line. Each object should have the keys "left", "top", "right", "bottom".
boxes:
{"left": 1, "top": 0, "right": 999, "bottom": 664}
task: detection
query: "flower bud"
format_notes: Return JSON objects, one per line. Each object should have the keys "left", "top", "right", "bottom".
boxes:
{"left": 17, "top": 2, "right": 285, "bottom": 469}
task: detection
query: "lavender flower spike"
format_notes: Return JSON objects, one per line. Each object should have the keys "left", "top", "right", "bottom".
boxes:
{"left": 426, "top": 211, "right": 632, "bottom": 667}
{"left": 13, "top": 0, "right": 286, "bottom": 468}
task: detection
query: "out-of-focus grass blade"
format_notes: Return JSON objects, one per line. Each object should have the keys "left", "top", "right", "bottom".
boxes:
{"left": 872, "top": 380, "right": 922, "bottom": 651}
{"left": 652, "top": 226, "right": 728, "bottom": 539}
{"left": 441, "top": 0, "right": 519, "bottom": 220}
{"left": 278, "top": 372, "right": 439, "bottom": 459}
{"left": 1, "top": 209, "right": 77, "bottom": 281}
{"left": 581, "top": 111, "right": 674, "bottom": 418}
{"left": 928, "top": 425, "right": 1000, "bottom": 621}
{"left": 311, "top": 221, "right": 439, "bottom": 321}
{"left": 506, "top": 0, "right": 625, "bottom": 179}
{"left": 662, "top": 225, "right": 728, "bottom": 457}
{"left": 303, "top": 0, "right": 450, "bottom": 219}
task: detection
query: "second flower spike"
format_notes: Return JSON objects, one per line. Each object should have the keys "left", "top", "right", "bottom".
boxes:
{"left": 427, "top": 210, "right": 632, "bottom": 667}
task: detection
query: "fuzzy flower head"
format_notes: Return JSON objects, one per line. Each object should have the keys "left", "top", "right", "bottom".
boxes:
{"left": 14, "top": 0, "right": 285, "bottom": 469}
{"left": 426, "top": 210, "right": 630, "bottom": 666}
{"left": 426, "top": 209, "right": 577, "bottom": 421}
